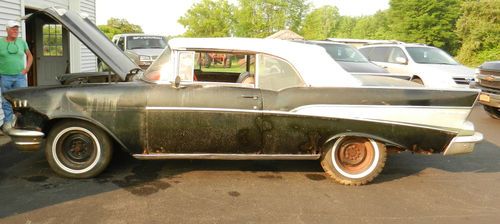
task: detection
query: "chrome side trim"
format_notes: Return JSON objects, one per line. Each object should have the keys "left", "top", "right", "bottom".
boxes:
{"left": 443, "top": 132, "right": 483, "bottom": 155}
{"left": 8, "top": 129, "right": 45, "bottom": 137}
{"left": 15, "top": 142, "right": 42, "bottom": 146}
{"left": 133, "top": 153, "right": 320, "bottom": 160}
{"left": 146, "top": 105, "right": 469, "bottom": 131}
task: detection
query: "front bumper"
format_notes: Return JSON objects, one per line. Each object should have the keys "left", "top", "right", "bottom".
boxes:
{"left": 8, "top": 129, "right": 45, "bottom": 151}
{"left": 443, "top": 132, "right": 483, "bottom": 155}
{"left": 478, "top": 91, "right": 500, "bottom": 108}
{"left": 470, "top": 82, "right": 500, "bottom": 108}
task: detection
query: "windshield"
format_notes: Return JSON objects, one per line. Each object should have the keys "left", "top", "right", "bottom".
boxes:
{"left": 126, "top": 36, "right": 167, "bottom": 50}
{"left": 143, "top": 46, "right": 172, "bottom": 81}
{"left": 405, "top": 47, "right": 459, "bottom": 65}
{"left": 317, "top": 43, "right": 369, "bottom": 63}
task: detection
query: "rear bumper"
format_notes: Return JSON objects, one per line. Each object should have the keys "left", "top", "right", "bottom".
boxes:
{"left": 8, "top": 129, "right": 45, "bottom": 151}
{"left": 443, "top": 132, "right": 483, "bottom": 155}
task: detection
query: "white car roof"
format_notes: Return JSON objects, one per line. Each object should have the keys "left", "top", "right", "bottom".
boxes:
{"left": 168, "top": 38, "right": 361, "bottom": 87}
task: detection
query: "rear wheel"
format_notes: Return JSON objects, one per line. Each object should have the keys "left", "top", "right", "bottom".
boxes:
{"left": 483, "top": 105, "right": 500, "bottom": 119}
{"left": 45, "top": 121, "right": 113, "bottom": 178}
{"left": 321, "top": 136, "right": 386, "bottom": 186}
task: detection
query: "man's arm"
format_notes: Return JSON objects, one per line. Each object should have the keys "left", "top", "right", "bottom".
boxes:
{"left": 22, "top": 49, "right": 33, "bottom": 75}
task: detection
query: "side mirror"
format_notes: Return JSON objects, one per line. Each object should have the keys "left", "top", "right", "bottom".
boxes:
{"left": 395, "top": 56, "right": 408, "bottom": 64}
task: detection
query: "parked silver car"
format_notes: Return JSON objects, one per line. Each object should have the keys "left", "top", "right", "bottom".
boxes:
{"left": 111, "top": 34, "right": 167, "bottom": 69}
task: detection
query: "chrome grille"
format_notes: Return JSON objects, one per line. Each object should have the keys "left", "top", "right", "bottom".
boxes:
{"left": 480, "top": 70, "right": 500, "bottom": 76}
{"left": 478, "top": 79, "right": 500, "bottom": 89}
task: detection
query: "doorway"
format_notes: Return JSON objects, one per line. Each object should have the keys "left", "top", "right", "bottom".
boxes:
{"left": 25, "top": 8, "right": 70, "bottom": 86}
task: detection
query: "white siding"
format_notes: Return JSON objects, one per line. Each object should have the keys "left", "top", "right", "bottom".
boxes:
{"left": 0, "top": 0, "right": 22, "bottom": 37}
{"left": 25, "top": 0, "right": 68, "bottom": 9}
{"left": 79, "top": 0, "right": 96, "bottom": 72}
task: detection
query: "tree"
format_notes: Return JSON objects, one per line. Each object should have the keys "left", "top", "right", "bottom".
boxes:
{"left": 178, "top": 0, "right": 235, "bottom": 37}
{"left": 334, "top": 16, "right": 359, "bottom": 38}
{"left": 98, "top": 18, "right": 143, "bottom": 40}
{"left": 388, "top": 0, "right": 461, "bottom": 53}
{"left": 234, "top": 0, "right": 310, "bottom": 37}
{"left": 301, "top": 6, "right": 340, "bottom": 40}
{"left": 455, "top": 0, "right": 500, "bottom": 66}
{"left": 350, "top": 10, "right": 391, "bottom": 39}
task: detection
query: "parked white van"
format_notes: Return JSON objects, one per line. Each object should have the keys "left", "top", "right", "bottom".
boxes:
{"left": 359, "top": 43, "right": 475, "bottom": 88}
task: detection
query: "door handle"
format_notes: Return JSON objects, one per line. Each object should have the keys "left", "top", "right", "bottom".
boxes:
{"left": 241, "top": 95, "right": 259, "bottom": 100}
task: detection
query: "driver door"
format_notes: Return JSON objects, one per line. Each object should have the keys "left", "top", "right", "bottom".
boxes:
{"left": 145, "top": 51, "right": 263, "bottom": 154}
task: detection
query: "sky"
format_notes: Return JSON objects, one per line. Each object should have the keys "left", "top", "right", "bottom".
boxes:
{"left": 96, "top": 0, "right": 389, "bottom": 36}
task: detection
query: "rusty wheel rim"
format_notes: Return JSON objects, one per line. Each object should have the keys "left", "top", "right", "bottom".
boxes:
{"left": 333, "top": 137, "right": 377, "bottom": 178}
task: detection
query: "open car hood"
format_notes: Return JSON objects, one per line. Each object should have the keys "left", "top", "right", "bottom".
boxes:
{"left": 24, "top": 7, "right": 139, "bottom": 81}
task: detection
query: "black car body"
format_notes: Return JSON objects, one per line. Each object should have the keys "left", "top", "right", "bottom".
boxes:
{"left": 5, "top": 7, "right": 483, "bottom": 186}
{"left": 473, "top": 61, "right": 500, "bottom": 119}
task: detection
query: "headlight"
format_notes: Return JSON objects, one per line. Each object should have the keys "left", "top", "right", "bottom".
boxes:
{"left": 139, "top": 55, "right": 152, "bottom": 61}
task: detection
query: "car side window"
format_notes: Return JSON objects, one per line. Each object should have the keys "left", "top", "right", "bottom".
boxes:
{"left": 178, "top": 51, "right": 195, "bottom": 81}
{"left": 192, "top": 51, "right": 256, "bottom": 85}
{"left": 257, "top": 54, "right": 304, "bottom": 91}
{"left": 117, "top": 37, "right": 125, "bottom": 51}
{"left": 388, "top": 47, "right": 407, "bottom": 63}
{"left": 366, "top": 47, "right": 390, "bottom": 62}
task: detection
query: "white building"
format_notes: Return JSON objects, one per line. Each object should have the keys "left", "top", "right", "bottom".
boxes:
{"left": 0, "top": 0, "right": 97, "bottom": 86}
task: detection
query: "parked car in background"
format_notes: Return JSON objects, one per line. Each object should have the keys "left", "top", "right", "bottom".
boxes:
{"left": 359, "top": 43, "right": 475, "bottom": 88}
{"left": 4, "top": 7, "right": 484, "bottom": 186}
{"left": 472, "top": 61, "right": 500, "bottom": 119}
{"left": 301, "top": 40, "right": 411, "bottom": 81}
{"left": 111, "top": 33, "right": 168, "bottom": 69}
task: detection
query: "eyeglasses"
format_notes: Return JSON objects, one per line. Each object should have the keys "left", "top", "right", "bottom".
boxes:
{"left": 7, "top": 41, "right": 19, "bottom": 54}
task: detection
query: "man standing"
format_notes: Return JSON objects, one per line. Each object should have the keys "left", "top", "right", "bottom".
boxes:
{"left": 0, "top": 20, "right": 33, "bottom": 132}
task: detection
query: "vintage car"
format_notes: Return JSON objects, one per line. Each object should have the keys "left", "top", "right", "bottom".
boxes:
{"left": 5, "top": 7, "right": 483, "bottom": 186}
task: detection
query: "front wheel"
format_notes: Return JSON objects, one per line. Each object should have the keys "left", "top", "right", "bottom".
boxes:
{"left": 320, "top": 136, "right": 386, "bottom": 186}
{"left": 45, "top": 121, "right": 113, "bottom": 178}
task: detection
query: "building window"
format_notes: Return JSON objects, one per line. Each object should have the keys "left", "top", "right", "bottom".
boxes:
{"left": 43, "top": 24, "right": 63, "bottom": 56}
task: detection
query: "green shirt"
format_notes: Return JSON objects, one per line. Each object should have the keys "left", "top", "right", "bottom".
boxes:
{"left": 0, "top": 37, "right": 29, "bottom": 75}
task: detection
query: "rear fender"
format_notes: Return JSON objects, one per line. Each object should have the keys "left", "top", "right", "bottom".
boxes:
{"left": 322, "top": 132, "right": 405, "bottom": 152}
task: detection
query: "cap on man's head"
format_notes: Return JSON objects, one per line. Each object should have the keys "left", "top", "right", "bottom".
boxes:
{"left": 6, "top": 20, "right": 20, "bottom": 28}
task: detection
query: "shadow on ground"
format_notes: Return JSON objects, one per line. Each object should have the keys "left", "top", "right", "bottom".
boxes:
{"left": 0, "top": 139, "right": 498, "bottom": 217}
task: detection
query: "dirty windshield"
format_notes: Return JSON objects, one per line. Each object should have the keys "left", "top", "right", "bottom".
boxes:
{"left": 126, "top": 36, "right": 167, "bottom": 50}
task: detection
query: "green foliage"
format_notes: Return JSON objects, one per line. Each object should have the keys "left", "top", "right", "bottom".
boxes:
{"left": 98, "top": 18, "right": 143, "bottom": 40}
{"left": 455, "top": 0, "right": 500, "bottom": 66}
{"left": 388, "top": 0, "right": 461, "bottom": 53}
{"left": 350, "top": 11, "right": 391, "bottom": 40}
{"left": 301, "top": 6, "right": 340, "bottom": 40}
{"left": 334, "top": 16, "right": 359, "bottom": 38}
{"left": 234, "top": 0, "right": 310, "bottom": 37}
{"left": 178, "top": 0, "right": 235, "bottom": 37}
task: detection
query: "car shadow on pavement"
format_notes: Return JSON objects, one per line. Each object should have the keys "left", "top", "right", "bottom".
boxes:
{"left": 374, "top": 140, "right": 500, "bottom": 184}
{"left": 0, "top": 140, "right": 499, "bottom": 217}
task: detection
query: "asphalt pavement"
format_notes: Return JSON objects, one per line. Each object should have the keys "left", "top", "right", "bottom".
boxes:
{"left": 0, "top": 105, "right": 499, "bottom": 224}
